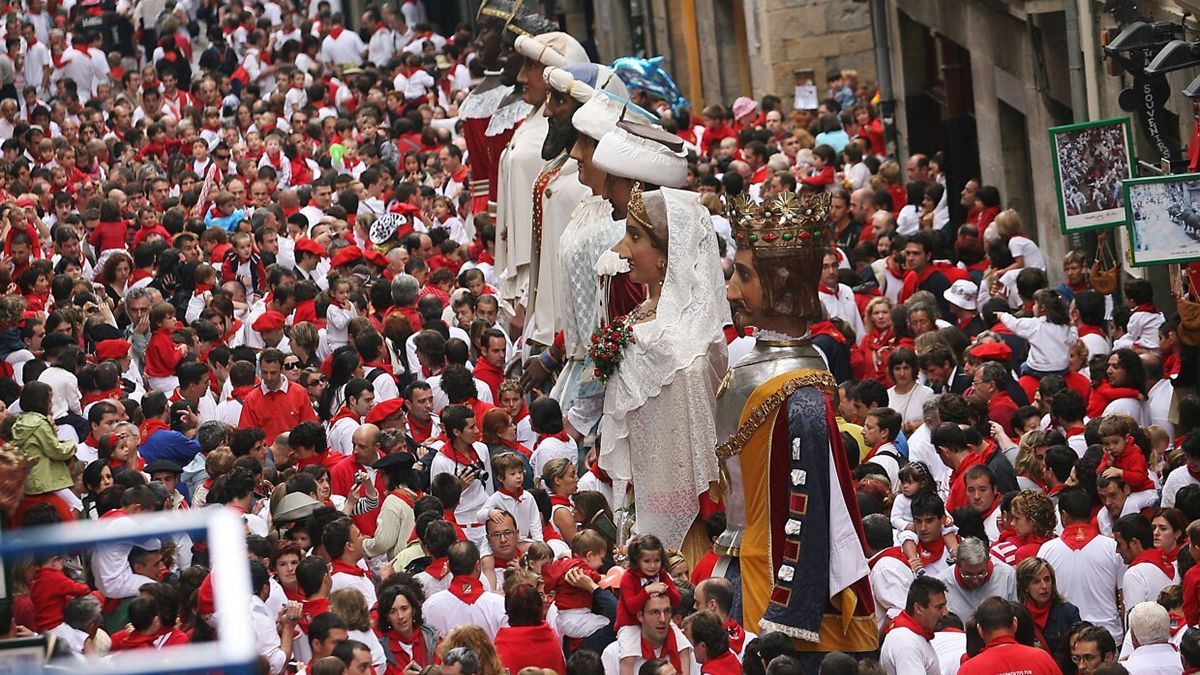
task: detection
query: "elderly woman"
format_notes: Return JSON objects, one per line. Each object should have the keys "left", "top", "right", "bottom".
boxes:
{"left": 1016, "top": 557, "right": 1080, "bottom": 660}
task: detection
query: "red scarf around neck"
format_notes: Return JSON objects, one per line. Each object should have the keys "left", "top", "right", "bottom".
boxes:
{"left": 1130, "top": 547, "right": 1176, "bottom": 579}
{"left": 447, "top": 575, "right": 485, "bottom": 604}
{"left": 641, "top": 627, "right": 683, "bottom": 673}
{"left": 535, "top": 431, "right": 570, "bottom": 451}
{"left": 439, "top": 441, "right": 478, "bottom": 467}
{"left": 499, "top": 438, "right": 532, "bottom": 458}
{"left": 589, "top": 461, "right": 612, "bottom": 485}
{"left": 1060, "top": 522, "right": 1100, "bottom": 551}
{"left": 498, "top": 486, "right": 524, "bottom": 501}
{"left": 1025, "top": 599, "right": 1051, "bottom": 630}
{"left": 425, "top": 557, "right": 449, "bottom": 580}
{"left": 389, "top": 630, "right": 429, "bottom": 669}
{"left": 139, "top": 418, "right": 171, "bottom": 444}
{"left": 889, "top": 610, "right": 934, "bottom": 641}
{"left": 330, "top": 560, "right": 369, "bottom": 578}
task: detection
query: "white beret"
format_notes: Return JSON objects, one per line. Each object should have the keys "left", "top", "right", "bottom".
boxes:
{"left": 593, "top": 122, "right": 688, "bottom": 188}
{"left": 514, "top": 32, "right": 589, "bottom": 67}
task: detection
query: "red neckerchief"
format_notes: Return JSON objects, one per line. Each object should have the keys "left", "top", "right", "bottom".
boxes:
{"left": 363, "top": 360, "right": 394, "bottom": 377}
{"left": 980, "top": 495, "right": 1001, "bottom": 519}
{"left": 409, "top": 416, "right": 434, "bottom": 443}
{"left": 1133, "top": 302, "right": 1158, "bottom": 314}
{"left": 534, "top": 431, "right": 570, "bottom": 451}
{"left": 281, "top": 584, "right": 305, "bottom": 602}
{"left": 1078, "top": 324, "right": 1105, "bottom": 338}
{"left": 425, "top": 556, "right": 450, "bottom": 580}
{"left": 498, "top": 486, "right": 524, "bottom": 500}
{"left": 82, "top": 387, "right": 123, "bottom": 405}
{"left": 231, "top": 384, "right": 258, "bottom": 401}
{"left": 589, "top": 461, "right": 612, "bottom": 485}
{"left": 1022, "top": 598, "right": 1051, "bottom": 629}
{"left": 100, "top": 508, "right": 129, "bottom": 520}
{"left": 543, "top": 522, "right": 562, "bottom": 542}
{"left": 139, "top": 418, "right": 171, "bottom": 444}
{"left": 1130, "top": 547, "right": 1176, "bottom": 578}
{"left": 1189, "top": 463, "right": 1200, "bottom": 483}
{"left": 330, "top": 405, "right": 360, "bottom": 426}
{"left": 388, "top": 629, "right": 429, "bottom": 669}
{"left": 477, "top": 250, "right": 495, "bottom": 266}
{"left": 131, "top": 268, "right": 153, "bottom": 283}
{"left": 1165, "top": 543, "right": 1184, "bottom": 565}
{"left": 551, "top": 494, "right": 572, "bottom": 508}
{"left": 989, "top": 320, "right": 1014, "bottom": 336}
{"left": 221, "top": 319, "right": 243, "bottom": 345}
{"left": 330, "top": 560, "right": 369, "bottom": 578}
{"left": 499, "top": 438, "right": 532, "bottom": 458}
{"left": 447, "top": 575, "right": 485, "bottom": 604}
{"left": 1064, "top": 425, "right": 1085, "bottom": 438}
{"left": 724, "top": 620, "right": 746, "bottom": 653}
{"left": 642, "top": 627, "right": 683, "bottom": 673}
{"left": 493, "top": 547, "right": 523, "bottom": 569}
{"left": 83, "top": 433, "right": 99, "bottom": 448}
{"left": 265, "top": 150, "right": 283, "bottom": 170}
{"left": 809, "top": 320, "right": 846, "bottom": 344}
{"left": 818, "top": 283, "right": 837, "bottom": 296}
{"left": 957, "top": 314, "right": 978, "bottom": 332}
{"left": 888, "top": 611, "right": 934, "bottom": 641}
{"left": 439, "top": 441, "right": 478, "bottom": 467}
{"left": 1171, "top": 610, "right": 1188, "bottom": 639}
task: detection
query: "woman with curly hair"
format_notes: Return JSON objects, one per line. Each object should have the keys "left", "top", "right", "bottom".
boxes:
{"left": 378, "top": 580, "right": 437, "bottom": 673}
{"left": 855, "top": 296, "right": 899, "bottom": 386}
{"left": 437, "top": 624, "right": 505, "bottom": 675}
{"left": 1016, "top": 557, "right": 1080, "bottom": 660}
{"left": 994, "top": 490, "right": 1057, "bottom": 564}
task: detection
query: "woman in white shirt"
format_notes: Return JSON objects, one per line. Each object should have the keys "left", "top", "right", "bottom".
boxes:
{"left": 994, "top": 209, "right": 1046, "bottom": 271}
{"left": 886, "top": 347, "right": 934, "bottom": 428}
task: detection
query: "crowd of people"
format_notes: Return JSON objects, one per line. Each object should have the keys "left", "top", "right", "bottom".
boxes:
{"left": 0, "top": 0, "right": 1199, "bottom": 675}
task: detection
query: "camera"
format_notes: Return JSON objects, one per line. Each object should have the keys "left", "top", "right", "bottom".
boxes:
{"left": 465, "top": 462, "right": 489, "bottom": 485}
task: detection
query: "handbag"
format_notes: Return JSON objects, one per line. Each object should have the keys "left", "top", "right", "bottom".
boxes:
{"left": 1091, "top": 232, "right": 1120, "bottom": 295}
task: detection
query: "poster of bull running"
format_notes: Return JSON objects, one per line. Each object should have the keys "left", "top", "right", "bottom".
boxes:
{"left": 1123, "top": 172, "right": 1200, "bottom": 267}
{"left": 1049, "top": 116, "right": 1135, "bottom": 233}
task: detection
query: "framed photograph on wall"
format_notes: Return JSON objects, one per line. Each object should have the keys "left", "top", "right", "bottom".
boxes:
{"left": 1123, "top": 172, "right": 1200, "bottom": 267}
{"left": 1049, "top": 116, "right": 1134, "bottom": 233}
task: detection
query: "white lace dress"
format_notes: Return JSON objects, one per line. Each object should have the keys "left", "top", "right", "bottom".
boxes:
{"left": 598, "top": 188, "right": 729, "bottom": 551}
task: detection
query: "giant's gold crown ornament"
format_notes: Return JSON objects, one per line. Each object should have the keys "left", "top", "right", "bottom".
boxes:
{"left": 727, "top": 191, "right": 831, "bottom": 250}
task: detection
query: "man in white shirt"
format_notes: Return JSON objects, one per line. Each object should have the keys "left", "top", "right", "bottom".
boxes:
{"left": 818, "top": 250, "right": 865, "bottom": 342}
{"left": 90, "top": 486, "right": 164, "bottom": 616}
{"left": 935, "top": 537, "right": 1016, "bottom": 620}
{"left": 50, "top": 595, "right": 103, "bottom": 662}
{"left": 1123, "top": 602, "right": 1185, "bottom": 675}
{"left": 326, "top": 517, "right": 377, "bottom": 608}
{"left": 427, "top": 404, "right": 494, "bottom": 546}
{"left": 1115, "top": 513, "right": 1178, "bottom": 610}
{"left": 1038, "top": 488, "right": 1125, "bottom": 644}
{"left": 249, "top": 559, "right": 294, "bottom": 674}
{"left": 319, "top": 14, "right": 367, "bottom": 70}
{"left": 880, "top": 576, "right": 947, "bottom": 675}
{"left": 20, "top": 23, "right": 50, "bottom": 98}
{"left": 869, "top": 494, "right": 951, "bottom": 628}
{"left": 327, "top": 379, "right": 374, "bottom": 456}
{"left": 362, "top": 8, "right": 395, "bottom": 69}
{"left": 423, "top": 540, "right": 508, "bottom": 639}
{"left": 602, "top": 592, "right": 697, "bottom": 675}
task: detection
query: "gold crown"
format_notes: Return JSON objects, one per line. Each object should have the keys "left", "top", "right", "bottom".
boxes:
{"left": 628, "top": 182, "right": 653, "bottom": 230}
{"left": 727, "top": 191, "right": 831, "bottom": 250}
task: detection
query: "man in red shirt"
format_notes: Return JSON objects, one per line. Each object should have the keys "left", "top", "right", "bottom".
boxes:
{"left": 239, "top": 348, "right": 318, "bottom": 444}
{"left": 683, "top": 611, "right": 741, "bottom": 675}
{"left": 969, "top": 362, "right": 1019, "bottom": 438}
{"left": 958, "top": 597, "right": 1059, "bottom": 675}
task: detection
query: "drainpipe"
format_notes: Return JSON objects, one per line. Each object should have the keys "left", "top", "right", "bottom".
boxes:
{"left": 869, "top": 0, "right": 897, "bottom": 161}
{"left": 1064, "top": 0, "right": 1088, "bottom": 123}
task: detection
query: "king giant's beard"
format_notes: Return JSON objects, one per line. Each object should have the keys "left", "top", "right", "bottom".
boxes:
{"left": 542, "top": 114, "right": 578, "bottom": 161}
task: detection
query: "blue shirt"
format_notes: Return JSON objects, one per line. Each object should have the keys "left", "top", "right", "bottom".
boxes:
{"left": 139, "top": 429, "right": 201, "bottom": 469}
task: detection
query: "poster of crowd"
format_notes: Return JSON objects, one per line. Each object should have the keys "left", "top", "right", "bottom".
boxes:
{"left": 1123, "top": 172, "right": 1200, "bottom": 266}
{"left": 1050, "top": 116, "right": 1134, "bottom": 232}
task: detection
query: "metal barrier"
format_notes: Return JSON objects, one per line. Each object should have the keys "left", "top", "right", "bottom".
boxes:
{"left": 0, "top": 509, "right": 256, "bottom": 674}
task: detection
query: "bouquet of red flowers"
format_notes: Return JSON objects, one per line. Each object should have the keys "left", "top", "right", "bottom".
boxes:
{"left": 588, "top": 317, "right": 636, "bottom": 382}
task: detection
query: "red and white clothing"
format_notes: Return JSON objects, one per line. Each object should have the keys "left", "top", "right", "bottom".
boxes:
{"left": 1037, "top": 523, "right": 1124, "bottom": 642}
{"left": 1124, "top": 548, "right": 1178, "bottom": 610}
{"left": 601, "top": 624, "right": 697, "bottom": 675}
{"left": 423, "top": 575, "right": 507, "bottom": 639}
{"left": 958, "top": 635, "right": 1059, "bottom": 675}
{"left": 880, "top": 612, "right": 940, "bottom": 675}
{"left": 477, "top": 487, "right": 542, "bottom": 543}
{"left": 329, "top": 559, "right": 376, "bottom": 608}
{"left": 867, "top": 550, "right": 916, "bottom": 629}
{"left": 327, "top": 407, "right": 362, "bottom": 456}
{"left": 320, "top": 28, "right": 367, "bottom": 68}
{"left": 1163, "top": 464, "right": 1200, "bottom": 508}
{"left": 428, "top": 440, "right": 494, "bottom": 546}
{"left": 530, "top": 432, "right": 578, "bottom": 479}
{"left": 936, "top": 561, "right": 1017, "bottom": 619}
{"left": 1114, "top": 305, "right": 1165, "bottom": 352}
{"left": 89, "top": 510, "right": 160, "bottom": 601}
{"left": 819, "top": 282, "right": 866, "bottom": 345}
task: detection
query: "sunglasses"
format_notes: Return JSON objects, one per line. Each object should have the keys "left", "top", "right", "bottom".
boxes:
{"left": 216, "top": 154, "right": 231, "bottom": 160}
{"left": 283, "top": 361, "right": 301, "bottom": 369}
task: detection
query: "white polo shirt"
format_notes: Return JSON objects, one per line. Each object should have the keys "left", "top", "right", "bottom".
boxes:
{"left": 880, "top": 623, "right": 940, "bottom": 675}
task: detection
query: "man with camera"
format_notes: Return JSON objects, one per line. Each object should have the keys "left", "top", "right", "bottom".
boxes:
{"left": 427, "top": 404, "right": 494, "bottom": 547}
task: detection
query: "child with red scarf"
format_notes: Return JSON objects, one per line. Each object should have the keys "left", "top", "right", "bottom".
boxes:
{"left": 29, "top": 553, "right": 92, "bottom": 631}
{"left": 144, "top": 302, "right": 186, "bottom": 393}
{"left": 1097, "top": 417, "right": 1159, "bottom": 517}
{"left": 1114, "top": 278, "right": 1165, "bottom": 352}
{"left": 616, "top": 534, "right": 683, "bottom": 675}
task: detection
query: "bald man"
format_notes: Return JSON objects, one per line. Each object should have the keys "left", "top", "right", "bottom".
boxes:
{"left": 695, "top": 578, "right": 755, "bottom": 659}
{"left": 329, "top": 423, "right": 384, "bottom": 536}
